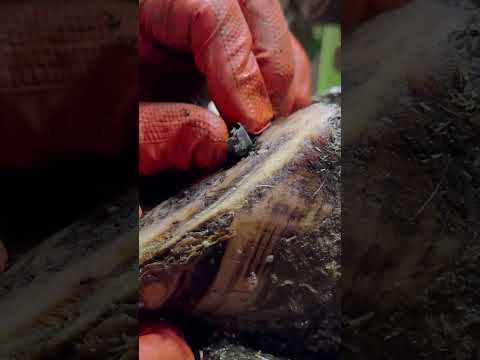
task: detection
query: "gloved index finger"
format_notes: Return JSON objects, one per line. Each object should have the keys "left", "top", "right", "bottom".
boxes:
{"left": 238, "top": 0, "right": 296, "bottom": 116}
{"left": 139, "top": 0, "right": 274, "bottom": 134}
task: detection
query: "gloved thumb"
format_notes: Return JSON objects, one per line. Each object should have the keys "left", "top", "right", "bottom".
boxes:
{"left": 139, "top": 103, "right": 229, "bottom": 176}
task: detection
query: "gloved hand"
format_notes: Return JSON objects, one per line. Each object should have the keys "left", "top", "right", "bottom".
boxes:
{"left": 0, "top": 1, "right": 137, "bottom": 170}
{"left": 139, "top": 0, "right": 312, "bottom": 176}
{"left": 140, "top": 321, "right": 195, "bottom": 360}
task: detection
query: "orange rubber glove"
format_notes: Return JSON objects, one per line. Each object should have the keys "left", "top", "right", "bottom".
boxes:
{"left": 140, "top": 321, "right": 195, "bottom": 360}
{"left": 0, "top": 1, "right": 137, "bottom": 170}
{"left": 139, "top": 0, "right": 312, "bottom": 176}
{"left": 343, "top": 0, "right": 411, "bottom": 32}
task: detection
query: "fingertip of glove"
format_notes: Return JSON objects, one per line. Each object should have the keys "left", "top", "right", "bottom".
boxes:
{"left": 250, "top": 121, "right": 272, "bottom": 135}
{"left": 140, "top": 321, "right": 195, "bottom": 360}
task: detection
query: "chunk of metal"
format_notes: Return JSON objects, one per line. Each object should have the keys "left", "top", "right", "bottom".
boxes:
{"left": 227, "top": 124, "right": 254, "bottom": 158}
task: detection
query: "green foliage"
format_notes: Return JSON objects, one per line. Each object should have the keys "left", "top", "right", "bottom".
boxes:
{"left": 315, "top": 24, "right": 341, "bottom": 93}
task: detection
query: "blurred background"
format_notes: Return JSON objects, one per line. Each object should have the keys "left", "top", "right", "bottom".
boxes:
{"left": 281, "top": 0, "right": 341, "bottom": 94}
